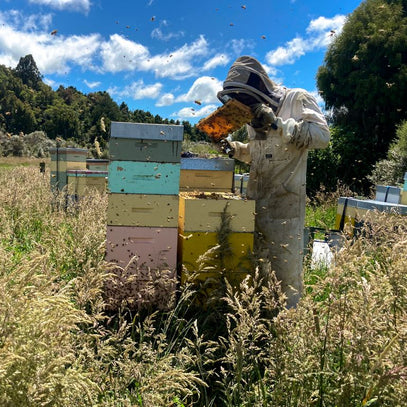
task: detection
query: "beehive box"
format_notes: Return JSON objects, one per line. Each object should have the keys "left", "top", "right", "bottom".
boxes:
{"left": 109, "top": 122, "right": 183, "bottom": 162}
{"left": 108, "top": 161, "right": 180, "bottom": 194}
{"left": 180, "top": 157, "right": 234, "bottom": 192}
{"left": 178, "top": 192, "right": 255, "bottom": 280}
{"left": 50, "top": 160, "right": 87, "bottom": 172}
{"left": 178, "top": 192, "right": 255, "bottom": 233}
{"left": 107, "top": 193, "right": 179, "bottom": 227}
{"left": 106, "top": 225, "right": 178, "bottom": 271}
{"left": 49, "top": 147, "right": 88, "bottom": 162}
{"left": 402, "top": 173, "right": 407, "bottom": 204}
{"left": 50, "top": 172, "right": 68, "bottom": 190}
{"left": 334, "top": 197, "right": 358, "bottom": 232}
{"left": 335, "top": 196, "right": 407, "bottom": 235}
{"left": 375, "top": 185, "right": 401, "bottom": 204}
{"left": 179, "top": 231, "right": 254, "bottom": 281}
{"left": 67, "top": 170, "right": 107, "bottom": 195}
{"left": 234, "top": 173, "right": 250, "bottom": 195}
{"left": 355, "top": 199, "right": 407, "bottom": 215}
{"left": 87, "top": 159, "right": 109, "bottom": 171}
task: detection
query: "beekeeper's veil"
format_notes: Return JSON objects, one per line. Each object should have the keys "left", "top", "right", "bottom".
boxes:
{"left": 217, "top": 56, "right": 286, "bottom": 112}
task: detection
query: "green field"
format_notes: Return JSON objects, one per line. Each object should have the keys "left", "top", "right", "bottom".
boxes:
{"left": 1, "top": 161, "right": 406, "bottom": 406}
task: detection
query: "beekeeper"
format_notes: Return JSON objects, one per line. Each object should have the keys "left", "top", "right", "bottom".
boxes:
{"left": 217, "top": 56, "right": 330, "bottom": 307}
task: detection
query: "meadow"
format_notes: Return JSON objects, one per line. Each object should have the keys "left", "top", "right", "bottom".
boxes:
{"left": 1, "top": 159, "right": 406, "bottom": 406}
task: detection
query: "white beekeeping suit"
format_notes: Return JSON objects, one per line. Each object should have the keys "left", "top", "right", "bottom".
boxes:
{"left": 217, "top": 56, "right": 330, "bottom": 307}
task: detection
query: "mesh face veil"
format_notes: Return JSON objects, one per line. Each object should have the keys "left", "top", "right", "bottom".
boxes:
{"left": 217, "top": 56, "right": 286, "bottom": 112}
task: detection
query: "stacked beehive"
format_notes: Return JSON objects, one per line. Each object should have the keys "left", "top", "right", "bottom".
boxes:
{"left": 335, "top": 196, "right": 407, "bottom": 236}
{"left": 105, "top": 121, "right": 183, "bottom": 309}
{"left": 49, "top": 147, "right": 87, "bottom": 191}
{"left": 375, "top": 185, "right": 401, "bottom": 204}
{"left": 178, "top": 157, "right": 255, "bottom": 286}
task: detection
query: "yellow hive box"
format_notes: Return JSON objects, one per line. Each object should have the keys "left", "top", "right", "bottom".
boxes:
{"left": 179, "top": 169, "right": 233, "bottom": 192}
{"left": 51, "top": 160, "right": 87, "bottom": 172}
{"left": 178, "top": 192, "right": 255, "bottom": 233}
{"left": 401, "top": 190, "right": 407, "bottom": 205}
{"left": 67, "top": 171, "right": 107, "bottom": 195}
{"left": 107, "top": 193, "right": 179, "bottom": 228}
{"left": 179, "top": 231, "right": 254, "bottom": 280}
{"left": 334, "top": 197, "right": 358, "bottom": 233}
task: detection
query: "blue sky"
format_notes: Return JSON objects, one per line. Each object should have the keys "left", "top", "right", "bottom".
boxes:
{"left": 0, "top": 0, "right": 362, "bottom": 124}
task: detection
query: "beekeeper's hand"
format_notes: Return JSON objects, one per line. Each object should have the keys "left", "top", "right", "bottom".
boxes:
{"left": 215, "top": 139, "right": 235, "bottom": 157}
{"left": 250, "top": 103, "right": 278, "bottom": 133}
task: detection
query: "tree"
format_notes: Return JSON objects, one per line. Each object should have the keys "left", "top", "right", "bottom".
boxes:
{"left": 368, "top": 119, "right": 407, "bottom": 186}
{"left": 317, "top": 0, "right": 407, "bottom": 191}
{"left": 14, "top": 55, "right": 42, "bottom": 90}
{"left": 43, "top": 103, "right": 80, "bottom": 139}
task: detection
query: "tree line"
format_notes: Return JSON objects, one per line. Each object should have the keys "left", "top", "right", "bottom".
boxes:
{"left": 0, "top": 54, "right": 207, "bottom": 155}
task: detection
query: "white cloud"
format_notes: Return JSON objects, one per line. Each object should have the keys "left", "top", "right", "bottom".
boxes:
{"left": 100, "top": 34, "right": 209, "bottom": 79}
{"left": 151, "top": 21, "right": 184, "bottom": 42}
{"left": 307, "top": 15, "right": 346, "bottom": 34}
{"left": 148, "top": 35, "right": 209, "bottom": 79}
{"left": 84, "top": 79, "right": 101, "bottom": 89}
{"left": 0, "top": 11, "right": 213, "bottom": 82}
{"left": 0, "top": 18, "right": 101, "bottom": 74}
{"left": 156, "top": 93, "right": 175, "bottom": 107}
{"left": 266, "top": 37, "right": 307, "bottom": 66}
{"left": 176, "top": 76, "right": 223, "bottom": 104}
{"left": 202, "top": 54, "right": 230, "bottom": 71}
{"left": 173, "top": 104, "right": 218, "bottom": 121}
{"left": 108, "top": 80, "right": 163, "bottom": 100}
{"left": 100, "top": 34, "right": 150, "bottom": 73}
{"left": 230, "top": 38, "right": 255, "bottom": 55}
{"left": 28, "top": 0, "right": 91, "bottom": 13}
{"left": 266, "top": 14, "right": 347, "bottom": 67}
{"left": 0, "top": 10, "right": 52, "bottom": 31}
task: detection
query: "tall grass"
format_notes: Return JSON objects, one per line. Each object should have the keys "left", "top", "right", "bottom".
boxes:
{"left": 1, "top": 164, "right": 407, "bottom": 406}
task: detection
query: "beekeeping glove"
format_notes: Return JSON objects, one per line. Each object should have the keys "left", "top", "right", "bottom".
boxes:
{"left": 215, "top": 138, "right": 235, "bottom": 158}
{"left": 251, "top": 103, "right": 312, "bottom": 148}
{"left": 250, "top": 103, "right": 278, "bottom": 133}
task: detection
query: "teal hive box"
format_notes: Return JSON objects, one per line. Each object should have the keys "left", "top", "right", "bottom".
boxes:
{"left": 108, "top": 161, "right": 180, "bottom": 195}
{"left": 109, "top": 122, "right": 183, "bottom": 163}
{"left": 50, "top": 171, "right": 67, "bottom": 190}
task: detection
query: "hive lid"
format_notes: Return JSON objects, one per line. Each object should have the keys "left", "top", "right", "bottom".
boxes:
{"left": 49, "top": 147, "right": 88, "bottom": 155}
{"left": 110, "top": 121, "right": 184, "bottom": 141}
{"left": 180, "top": 157, "right": 234, "bottom": 171}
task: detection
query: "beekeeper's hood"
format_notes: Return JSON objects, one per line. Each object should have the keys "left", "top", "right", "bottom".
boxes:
{"left": 217, "top": 56, "right": 286, "bottom": 112}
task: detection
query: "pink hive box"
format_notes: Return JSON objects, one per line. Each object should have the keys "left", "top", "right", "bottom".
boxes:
{"left": 105, "top": 225, "right": 178, "bottom": 272}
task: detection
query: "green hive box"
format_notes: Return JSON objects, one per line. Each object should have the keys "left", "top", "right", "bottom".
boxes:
{"left": 49, "top": 147, "right": 88, "bottom": 162}
{"left": 109, "top": 122, "right": 183, "bottom": 163}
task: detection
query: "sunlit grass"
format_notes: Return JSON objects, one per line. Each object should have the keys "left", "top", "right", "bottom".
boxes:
{"left": 1, "top": 162, "right": 407, "bottom": 406}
